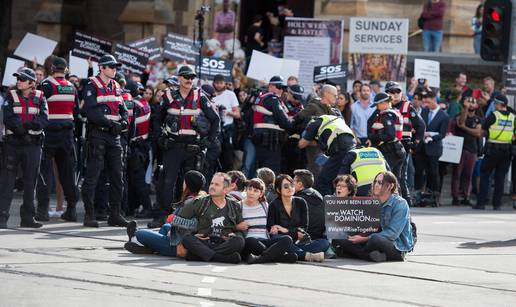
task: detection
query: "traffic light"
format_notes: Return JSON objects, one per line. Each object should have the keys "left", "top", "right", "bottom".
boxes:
{"left": 481, "top": 0, "right": 512, "bottom": 62}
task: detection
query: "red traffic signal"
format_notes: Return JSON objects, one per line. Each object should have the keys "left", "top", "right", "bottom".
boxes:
{"left": 481, "top": 0, "right": 512, "bottom": 62}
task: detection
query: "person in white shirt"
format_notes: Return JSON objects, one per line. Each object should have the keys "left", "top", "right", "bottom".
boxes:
{"left": 350, "top": 84, "right": 375, "bottom": 144}
{"left": 212, "top": 74, "right": 240, "bottom": 171}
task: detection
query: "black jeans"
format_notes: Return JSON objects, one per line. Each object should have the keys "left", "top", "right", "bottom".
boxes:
{"left": 243, "top": 236, "right": 293, "bottom": 262}
{"left": 332, "top": 235, "right": 404, "bottom": 262}
{"left": 182, "top": 234, "right": 245, "bottom": 262}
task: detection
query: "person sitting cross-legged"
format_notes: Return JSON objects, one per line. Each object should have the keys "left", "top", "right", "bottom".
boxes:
{"left": 332, "top": 171, "right": 414, "bottom": 262}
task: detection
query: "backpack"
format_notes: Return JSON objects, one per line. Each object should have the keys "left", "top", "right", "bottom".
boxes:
{"left": 410, "top": 217, "right": 418, "bottom": 252}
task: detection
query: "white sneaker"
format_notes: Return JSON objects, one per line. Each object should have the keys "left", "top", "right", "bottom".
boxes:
{"left": 48, "top": 210, "right": 57, "bottom": 218}
{"left": 55, "top": 210, "right": 64, "bottom": 217}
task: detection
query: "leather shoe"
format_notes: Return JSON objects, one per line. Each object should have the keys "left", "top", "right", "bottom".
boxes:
{"left": 20, "top": 219, "right": 43, "bottom": 228}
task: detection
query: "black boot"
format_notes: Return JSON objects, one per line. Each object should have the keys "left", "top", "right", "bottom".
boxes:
{"left": 126, "top": 220, "right": 137, "bottom": 242}
{"left": 276, "top": 252, "right": 298, "bottom": 263}
{"left": 20, "top": 218, "right": 43, "bottom": 228}
{"left": 61, "top": 204, "right": 77, "bottom": 222}
{"left": 35, "top": 204, "right": 49, "bottom": 222}
{"left": 83, "top": 199, "right": 99, "bottom": 228}
{"left": 108, "top": 203, "right": 129, "bottom": 227}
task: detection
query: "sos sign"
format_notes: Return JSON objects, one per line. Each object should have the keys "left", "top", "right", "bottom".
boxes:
{"left": 319, "top": 65, "right": 342, "bottom": 74}
{"left": 313, "top": 63, "right": 346, "bottom": 83}
{"left": 200, "top": 57, "right": 232, "bottom": 82}
{"left": 202, "top": 58, "right": 227, "bottom": 69}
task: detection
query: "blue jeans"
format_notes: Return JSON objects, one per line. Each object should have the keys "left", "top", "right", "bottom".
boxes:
{"left": 242, "top": 138, "right": 256, "bottom": 179}
{"left": 422, "top": 30, "right": 443, "bottom": 52}
{"left": 288, "top": 238, "right": 330, "bottom": 260}
{"left": 473, "top": 33, "right": 481, "bottom": 54}
{"left": 135, "top": 224, "right": 177, "bottom": 257}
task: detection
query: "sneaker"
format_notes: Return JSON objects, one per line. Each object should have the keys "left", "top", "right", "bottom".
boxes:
{"left": 35, "top": 212, "right": 49, "bottom": 222}
{"left": 276, "top": 252, "right": 298, "bottom": 263}
{"left": 304, "top": 252, "right": 324, "bottom": 262}
{"left": 124, "top": 242, "right": 154, "bottom": 254}
{"left": 461, "top": 199, "right": 472, "bottom": 206}
{"left": 126, "top": 220, "right": 137, "bottom": 242}
{"left": 247, "top": 253, "right": 260, "bottom": 265}
{"left": 369, "top": 251, "right": 387, "bottom": 262}
{"left": 55, "top": 210, "right": 64, "bottom": 217}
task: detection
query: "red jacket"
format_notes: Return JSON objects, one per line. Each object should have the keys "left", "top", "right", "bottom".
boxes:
{"left": 421, "top": 1, "right": 446, "bottom": 31}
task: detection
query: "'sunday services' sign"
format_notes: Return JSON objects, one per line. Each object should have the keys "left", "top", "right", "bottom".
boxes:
{"left": 349, "top": 17, "right": 409, "bottom": 55}
{"left": 324, "top": 196, "right": 381, "bottom": 240}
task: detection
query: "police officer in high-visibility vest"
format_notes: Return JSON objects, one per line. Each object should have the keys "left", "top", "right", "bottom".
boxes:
{"left": 252, "top": 75, "right": 293, "bottom": 173}
{"left": 367, "top": 92, "right": 406, "bottom": 181}
{"left": 385, "top": 81, "right": 425, "bottom": 206}
{"left": 0, "top": 68, "right": 48, "bottom": 228}
{"left": 153, "top": 65, "right": 219, "bottom": 227}
{"left": 125, "top": 80, "right": 153, "bottom": 218}
{"left": 340, "top": 146, "right": 388, "bottom": 196}
{"left": 299, "top": 114, "right": 356, "bottom": 196}
{"left": 35, "top": 57, "right": 80, "bottom": 222}
{"left": 81, "top": 54, "right": 129, "bottom": 228}
{"left": 473, "top": 94, "right": 515, "bottom": 210}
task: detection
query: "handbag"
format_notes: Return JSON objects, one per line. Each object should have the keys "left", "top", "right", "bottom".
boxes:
{"left": 417, "top": 16, "right": 425, "bottom": 30}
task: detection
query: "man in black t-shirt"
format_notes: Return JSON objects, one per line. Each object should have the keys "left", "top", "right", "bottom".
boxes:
{"left": 245, "top": 15, "right": 266, "bottom": 58}
{"left": 451, "top": 96, "right": 482, "bottom": 206}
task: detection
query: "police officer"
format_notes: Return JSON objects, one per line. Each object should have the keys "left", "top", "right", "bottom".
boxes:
{"left": 120, "top": 76, "right": 134, "bottom": 215}
{"left": 125, "top": 80, "right": 153, "bottom": 217}
{"left": 474, "top": 94, "right": 515, "bottom": 210}
{"left": 153, "top": 65, "right": 219, "bottom": 227}
{"left": 385, "top": 81, "right": 425, "bottom": 206}
{"left": 36, "top": 57, "right": 80, "bottom": 222}
{"left": 252, "top": 75, "right": 292, "bottom": 173}
{"left": 340, "top": 146, "right": 388, "bottom": 196}
{"left": 367, "top": 92, "right": 406, "bottom": 181}
{"left": 81, "top": 54, "right": 129, "bottom": 228}
{"left": 282, "top": 84, "right": 305, "bottom": 175}
{"left": 0, "top": 68, "right": 48, "bottom": 228}
{"left": 299, "top": 114, "right": 356, "bottom": 196}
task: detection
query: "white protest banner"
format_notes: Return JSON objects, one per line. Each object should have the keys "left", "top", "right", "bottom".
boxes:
{"left": 246, "top": 50, "right": 300, "bottom": 83}
{"left": 14, "top": 33, "right": 58, "bottom": 65}
{"left": 68, "top": 52, "right": 98, "bottom": 79}
{"left": 415, "top": 59, "right": 440, "bottom": 88}
{"left": 439, "top": 135, "right": 464, "bottom": 164}
{"left": 2, "top": 58, "right": 26, "bottom": 87}
{"left": 348, "top": 17, "right": 408, "bottom": 90}
{"left": 283, "top": 17, "right": 343, "bottom": 93}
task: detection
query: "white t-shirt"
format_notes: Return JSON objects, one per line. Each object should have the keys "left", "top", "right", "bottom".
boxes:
{"left": 212, "top": 89, "right": 239, "bottom": 126}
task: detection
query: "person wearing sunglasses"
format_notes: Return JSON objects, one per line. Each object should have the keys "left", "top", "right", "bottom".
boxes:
{"left": 81, "top": 54, "right": 130, "bottom": 228}
{"left": 332, "top": 171, "right": 414, "bottom": 262}
{"left": 385, "top": 81, "right": 425, "bottom": 208}
{"left": 35, "top": 57, "right": 80, "bottom": 223}
{"left": 0, "top": 67, "right": 49, "bottom": 228}
{"left": 267, "top": 174, "right": 329, "bottom": 262}
{"left": 151, "top": 65, "right": 220, "bottom": 229}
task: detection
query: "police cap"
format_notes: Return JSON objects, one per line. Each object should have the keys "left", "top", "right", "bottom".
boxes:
{"left": 178, "top": 65, "right": 197, "bottom": 78}
{"left": 371, "top": 92, "right": 390, "bottom": 108}
{"left": 13, "top": 67, "right": 37, "bottom": 82}
{"left": 385, "top": 81, "right": 402, "bottom": 93}
{"left": 52, "top": 57, "right": 68, "bottom": 70}
{"left": 98, "top": 54, "right": 122, "bottom": 67}
{"left": 269, "top": 75, "right": 286, "bottom": 87}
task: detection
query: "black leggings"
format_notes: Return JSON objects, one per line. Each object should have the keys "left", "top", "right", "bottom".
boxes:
{"left": 332, "top": 235, "right": 404, "bottom": 262}
{"left": 243, "top": 236, "right": 293, "bottom": 262}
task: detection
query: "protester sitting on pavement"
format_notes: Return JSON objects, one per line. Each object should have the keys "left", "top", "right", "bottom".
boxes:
{"left": 267, "top": 174, "right": 329, "bottom": 262}
{"left": 227, "top": 170, "right": 247, "bottom": 201}
{"left": 332, "top": 171, "right": 414, "bottom": 262}
{"left": 257, "top": 167, "right": 276, "bottom": 204}
{"left": 293, "top": 169, "right": 325, "bottom": 240}
{"left": 124, "top": 170, "right": 206, "bottom": 256}
{"left": 334, "top": 175, "right": 357, "bottom": 198}
{"left": 241, "top": 178, "right": 298, "bottom": 264}
{"left": 178, "top": 172, "right": 245, "bottom": 264}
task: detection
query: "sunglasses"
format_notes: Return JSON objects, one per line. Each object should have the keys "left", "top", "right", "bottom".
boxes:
{"left": 387, "top": 89, "right": 402, "bottom": 94}
{"left": 182, "top": 75, "right": 195, "bottom": 80}
{"left": 17, "top": 77, "right": 29, "bottom": 82}
{"left": 282, "top": 183, "right": 295, "bottom": 189}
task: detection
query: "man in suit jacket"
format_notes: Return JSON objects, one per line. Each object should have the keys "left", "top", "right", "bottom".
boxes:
{"left": 414, "top": 90, "right": 449, "bottom": 206}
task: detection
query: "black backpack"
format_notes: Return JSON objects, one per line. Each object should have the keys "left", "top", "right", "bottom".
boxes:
{"left": 410, "top": 217, "right": 418, "bottom": 252}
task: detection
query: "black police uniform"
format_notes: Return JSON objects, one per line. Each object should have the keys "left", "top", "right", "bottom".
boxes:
{"left": 81, "top": 57, "right": 129, "bottom": 227}
{"left": 0, "top": 70, "right": 49, "bottom": 228}
{"left": 155, "top": 86, "right": 219, "bottom": 223}
{"left": 36, "top": 72, "right": 81, "bottom": 222}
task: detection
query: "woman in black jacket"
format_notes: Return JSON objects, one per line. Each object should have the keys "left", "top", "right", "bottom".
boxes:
{"left": 267, "top": 174, "right": 329, "bottom": 262}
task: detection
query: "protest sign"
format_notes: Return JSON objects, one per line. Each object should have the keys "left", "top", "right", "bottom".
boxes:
{"left": 283, "top": 17, "right": 343, "bottom": 93}
{"left": 14, "top": 33, "right": 58, "bottom": 65}
{"left": 163, "top": 33, "right": 199, "bottom": 64}
{"left": 324, "top": 196, "right": 381, "bottom": 240}
{"left": 439, "top": 135, "right": 464, "bottom": 164}
{"left": 415, "top": 59, "right": 440, "bottom": 88}
{"left": 68, "top": 51, "right": 98, "bottom": 79}
{"left": 129, "top": 37, "right": 162, "bottom": 62}
{"left": 198, "top": 57, "right": 233, "bottom": 82}
{"left": 246, "top": 50, "right": 300, "bottom": 83}
{"left": 2, "top": 58, "right": 26, "bottom": 87}
{"left": 72, "top": 32, "right": 112, "bottom": 62}
{"left": 348, "top": 17, "right": 408, "bottom": 89}
{"left": 313, "top": 64, "right": 346, "bottom": 87}
{"left": 504, "top": 65, "right": 516, "bottom": 96}
{"left": 113, "top": 43, "right": 149, "bottom": 75}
